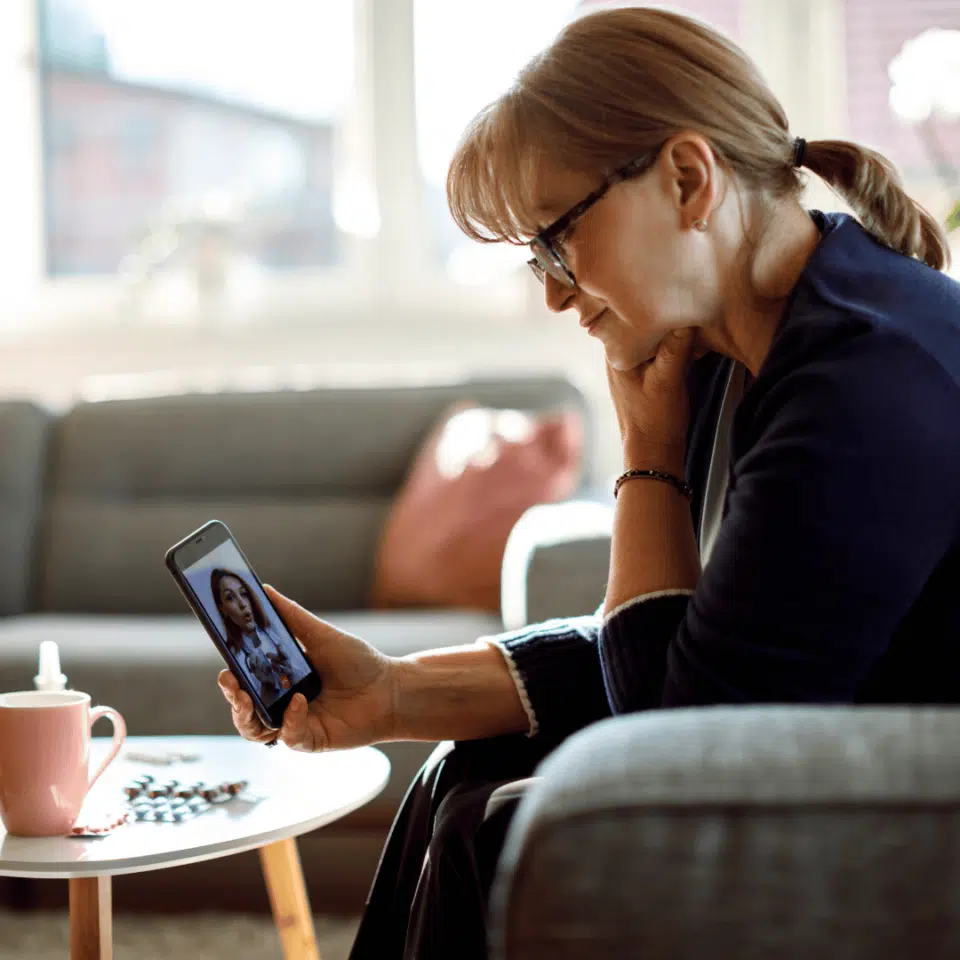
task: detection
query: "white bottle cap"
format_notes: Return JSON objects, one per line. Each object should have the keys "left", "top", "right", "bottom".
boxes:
{"left": 35, "top": 640, "right": 67, "bottom": 692}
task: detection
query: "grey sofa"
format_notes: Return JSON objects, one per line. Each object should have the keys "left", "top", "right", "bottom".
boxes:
{"left": 0, "top": 376, "right": 608, "bottom": 914}
{"left": 491, "top": 705, "right": 960, "bottom": 959}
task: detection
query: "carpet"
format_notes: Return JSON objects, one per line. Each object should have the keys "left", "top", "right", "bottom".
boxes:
{"left": 0, "top": 910, "right": 360, "bottom": 959}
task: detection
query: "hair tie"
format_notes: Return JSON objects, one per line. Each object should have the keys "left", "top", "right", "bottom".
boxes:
{"left": 793, "top": 137, "right": 807, "bottom": 168}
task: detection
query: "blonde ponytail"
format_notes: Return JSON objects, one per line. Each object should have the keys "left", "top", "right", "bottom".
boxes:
{"left": 801, "top": 140, "right": 950, "bottom": 271}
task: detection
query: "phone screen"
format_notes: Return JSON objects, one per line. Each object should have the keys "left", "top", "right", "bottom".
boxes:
{"left": 181, "top": 538, "right": 313, "bottom": 710}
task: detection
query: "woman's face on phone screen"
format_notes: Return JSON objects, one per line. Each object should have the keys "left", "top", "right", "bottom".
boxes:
{"left": 218, "top": 576, "right": 254, "bottom": 631}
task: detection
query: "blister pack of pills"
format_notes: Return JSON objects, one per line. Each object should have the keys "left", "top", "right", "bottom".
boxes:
{"left": 123, "top": 773, "right": 250, "bottom": 823}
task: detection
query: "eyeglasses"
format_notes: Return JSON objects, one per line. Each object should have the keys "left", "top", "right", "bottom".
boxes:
{"left": 527, "top": 151, "right": 660, "bottom": 288}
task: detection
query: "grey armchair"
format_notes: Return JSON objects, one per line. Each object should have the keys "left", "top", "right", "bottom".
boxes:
{"left": 491, "top": 501, "right": 960, "bottom": 959}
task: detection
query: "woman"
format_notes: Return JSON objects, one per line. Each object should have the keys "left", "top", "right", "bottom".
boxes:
{"left": 218, "top": 7, "right": 960, "bottom": 958}
{"left": 211, "top": 568, "right": 296, "bottom": 703}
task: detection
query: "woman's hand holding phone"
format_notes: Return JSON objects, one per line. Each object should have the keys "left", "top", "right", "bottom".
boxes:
{"left": 218, "top": 586, "right": 396, "bottom": 752}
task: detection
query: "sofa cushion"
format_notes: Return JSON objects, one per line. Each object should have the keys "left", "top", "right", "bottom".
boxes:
{"left": 36, "top": 499, "right": 389, "bottom": 616}
{"left": 36, "top": 378, "right": 588, "bottom": 614}
{"left": 371, "top": 404, "right": 583, "bottom": 612}
{"left": 0, "top": 402, "right": 51, "bottom": 616}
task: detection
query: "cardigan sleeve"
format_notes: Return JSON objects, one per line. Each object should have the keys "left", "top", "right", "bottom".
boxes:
{"left": 601, "top": 330, "right": 960, "bottom": 712}
{"left": 483, "top": 615, "right": 611, "bottom": 740}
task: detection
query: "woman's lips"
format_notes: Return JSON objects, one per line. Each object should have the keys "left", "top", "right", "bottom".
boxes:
{"left": 581, "top": 309, "right": 607, "bottom": 333}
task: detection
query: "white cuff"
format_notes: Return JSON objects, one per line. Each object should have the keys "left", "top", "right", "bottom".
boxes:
{"left": 602, "top": 588, "right": 696, "bottom": 627}
{"left": 481, "top": 637, "right": 540, "bottom": 738}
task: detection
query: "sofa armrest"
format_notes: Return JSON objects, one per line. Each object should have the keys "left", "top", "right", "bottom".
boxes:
{"left": 490, "top": 706, "right": 960, "bottom": 960}
{"left": 500, "top": 500, "right": 613, "bottom": 631}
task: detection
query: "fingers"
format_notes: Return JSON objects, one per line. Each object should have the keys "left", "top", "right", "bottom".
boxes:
{"left": 653, "top": 327, "right": 697, "bottom": 378}
{"left": 264, "top": 585, "right": 336, "bottom": 653}
{"left": 217, "top": 672, "right": 277, "bottom": 744}
{"left": 264, "top": 584, "right": 313, "bottom": 621}
{"left": 278, "top": 693, "right": 319, "bottom": 753}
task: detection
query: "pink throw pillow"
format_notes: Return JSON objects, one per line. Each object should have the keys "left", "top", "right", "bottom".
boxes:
{"left": 370, "top": 404, "right": 583, "bottom": 612}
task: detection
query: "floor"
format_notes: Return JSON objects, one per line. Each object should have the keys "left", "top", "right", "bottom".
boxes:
{"left": 0, "top": 910, "right": 360, "bottom": 959}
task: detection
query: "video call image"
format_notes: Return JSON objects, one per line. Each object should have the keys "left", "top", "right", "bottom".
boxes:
{"left": 184, "top": 540, "right": 310, "bottom": 708}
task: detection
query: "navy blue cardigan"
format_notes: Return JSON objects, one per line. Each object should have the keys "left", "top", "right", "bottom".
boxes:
{"left": 490, "top": 212, "right": 960, "bottom": 741}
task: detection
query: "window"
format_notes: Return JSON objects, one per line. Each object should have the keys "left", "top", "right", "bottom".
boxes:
{"left": 15, "top": 0, "right": 959, "bottom": 334}
{"left": 38, "top": 0, "right": 354, "bottom": 277}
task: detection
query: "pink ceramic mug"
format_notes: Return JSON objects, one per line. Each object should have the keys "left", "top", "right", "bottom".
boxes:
{"left": 0, "top": 690, "right": 126, "bottom": 837}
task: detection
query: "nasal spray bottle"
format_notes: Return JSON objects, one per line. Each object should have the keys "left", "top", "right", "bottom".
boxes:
{"left": 32, "top": 640, "right": 131, "bottom": 836}
{"left": 34, "top": 640, "right": 68, "bottom": 692}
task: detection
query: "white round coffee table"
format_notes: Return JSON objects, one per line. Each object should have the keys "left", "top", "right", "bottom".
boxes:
{"left": 0, "top": 735, "right": 390, "bottom": 960}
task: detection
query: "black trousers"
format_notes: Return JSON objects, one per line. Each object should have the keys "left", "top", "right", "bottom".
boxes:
{"left": 348, "top": 733, "right": 562, "bottom": 960}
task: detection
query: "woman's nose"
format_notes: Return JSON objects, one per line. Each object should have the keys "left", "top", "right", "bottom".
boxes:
{"left": 543, "top": 273, "right": 576, "bottom": 314}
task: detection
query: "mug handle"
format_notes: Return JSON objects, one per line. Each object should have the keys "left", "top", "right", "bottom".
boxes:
{"left": 86, "top": 706, "right": 128, "bottom": 794}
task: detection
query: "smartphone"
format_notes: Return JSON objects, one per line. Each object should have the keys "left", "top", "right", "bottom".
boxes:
{"left": 165, "top": 519, "right": 322, "bottom": 730}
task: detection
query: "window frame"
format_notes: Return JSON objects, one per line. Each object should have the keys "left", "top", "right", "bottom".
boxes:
{"left": 4, "top": 0, "right": 953, "bottom": 339}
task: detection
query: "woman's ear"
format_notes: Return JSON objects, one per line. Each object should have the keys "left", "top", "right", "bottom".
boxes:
{"left": 660, "top": 133, "right": 718, "bottom": 228}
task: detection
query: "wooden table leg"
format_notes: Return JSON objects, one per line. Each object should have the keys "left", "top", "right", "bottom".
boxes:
{"left": 259, "top": 838, "right": 321, "bottom": 960}
{"left": 69, "top": 876, "right": 112, "bottom": 960}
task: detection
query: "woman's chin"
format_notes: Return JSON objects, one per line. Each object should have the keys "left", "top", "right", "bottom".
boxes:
{"left": 600, "top": 336, "right": 632, "bottom": 371}
{"left": 604, "top": 342, "right": 656, "bottom": 372}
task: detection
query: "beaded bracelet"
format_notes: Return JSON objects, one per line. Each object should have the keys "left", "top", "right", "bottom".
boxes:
{"left": 614, "top": 468, "right": 693, "bottom": 500}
